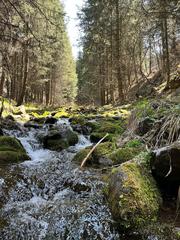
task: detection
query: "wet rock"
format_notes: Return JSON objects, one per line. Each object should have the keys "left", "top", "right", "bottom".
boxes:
{"left": 98, "top": 157, "right": 113, "bottom": 166}
{"left": 0, "top": 128, "right": 3, "bottom": 136}
{"left": 51, "top": 111, "right": 58, "bottom": 117}
{"left": 24, "top": 121, "right": 42, "bottom": 129}
{"left": 0, "top": 136, "right": 30, "bottom": 164}
{"left": 64, "top": 180, "right": 91, "bottom": 193}
{"left": 151, "top": 142, "right": 180, "bottom": 187}
{"left": 30, "top": 117, "right": 46, "bottom": 124}
{"left": 5, "top": 115, "right": 15, "bottom": 122}
{"left": 136, "top": 117, "right": 155, "bottom": 136}
{"left": 0, "top": 117, "right": 20, "bottom": 130}
{"left": 65, "top": 129, "right": 79, "bottom": 146}
{"left": 43, "top": 128, "right": 78, "bottom": 151}
{"left": 44, "top": 117, "right": 57, "bottom": 125}
{"left": 43, "top": 131, "right": 68, "bottom": 151}
{"left": 107, "top": 153, "right": 161, "bottom": 231}
{"left": 72, "top": 124, "right": 92, "bottom": 135}
{"left": 73, "top": 142, "right": 116, "bottom": 167}
{"left": 72, "top": 124, "right": 82, "bottom": 133}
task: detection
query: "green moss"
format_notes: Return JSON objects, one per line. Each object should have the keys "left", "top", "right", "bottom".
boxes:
{"left": 55, "top": 109, "right": 69, "bottom": 118}
{"left": 90, "top": 132, "right": 114, "bottom": 143}
{"left": 73, "top": 148, "right": 92, "bottom": 164}
{"left": 66, "top": 130, "right": 78, "bottom": 145}
{"left": 107, "top": 152, "right": 162, "bottom": 231}
{"left": 70, "top": 115, "right": 86, "bottom": 125}
{"left": 0, "top": 151, "right": 29, "bottom": 164}
{"left": 45, "top": 139, "right": 69, "bottom": 151}
{"left": 108, "top": 146, "right": 142, "bottom": 164}
{"left": 89, "top": 118, "right": 125, "bottom": 143}
{"left": 73, "top": 142, "right": 116, "bottom": 166}
{"left": 93, "top": 142, "right": 116, "bottom": 160}
{"left": 85, "top": 121, "right": 99, "bottom": 130}
{"left": 97, "top": 120, "right": 124, "bottom": 134}
{"left": 0, "top": 136, "right": 25, "bottom": 152}
{"left": 0, "top": 136, "right": 29, "bottom": 164}
{"left": 125, "top": 139, "right": 143, "bottom": 148}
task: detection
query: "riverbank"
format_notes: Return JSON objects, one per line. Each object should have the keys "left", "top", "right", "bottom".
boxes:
{"left": 0, "top": 97, "right": 180, "bottom": 239}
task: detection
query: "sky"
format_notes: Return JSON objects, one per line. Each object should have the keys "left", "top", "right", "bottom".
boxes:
{"left": 62, "top": 0, "right": 84, "bottom": 59}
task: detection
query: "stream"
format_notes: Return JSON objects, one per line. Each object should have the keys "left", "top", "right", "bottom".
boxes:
{"left": 0, "top": 119, "right": 120, "bottom": 240}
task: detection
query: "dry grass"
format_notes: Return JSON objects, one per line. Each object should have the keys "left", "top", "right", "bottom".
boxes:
{"left": 144, "top": 114, "right": 180, "bottom": 149}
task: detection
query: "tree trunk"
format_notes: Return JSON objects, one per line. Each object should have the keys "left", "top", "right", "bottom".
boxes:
{"left": 116, "top": 0, "right": 124, "bottom": 103}
{"left": 17, "top": 45, "right": 29, "bottom": 106}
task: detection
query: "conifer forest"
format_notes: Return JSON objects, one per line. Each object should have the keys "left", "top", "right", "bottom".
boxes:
{"left": 0, "top": 1, "right": 179, "bottom": 239}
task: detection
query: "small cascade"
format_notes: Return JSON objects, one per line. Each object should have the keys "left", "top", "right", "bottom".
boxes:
{"left": 0, "top": 119, "right": 120, "bottom": 240}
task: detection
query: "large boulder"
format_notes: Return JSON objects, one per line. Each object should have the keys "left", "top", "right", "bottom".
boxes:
{"left": 0, "top": 136, "right": 29, "bottom": 164}
{"left": 43, "top": 128, "right": 78, "bottom": 151}
{"left": 151, "top": 142, "right": 180, "bottom": 196}
{"left": 106, "top": 153, "right": 161, "bottom": 231}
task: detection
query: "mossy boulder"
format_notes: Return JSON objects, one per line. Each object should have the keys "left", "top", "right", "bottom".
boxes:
{"left": 108, "top": 147, "right": 141, "bottom": 164}
{"left": 43, "top": 129, "right": 78, "bottom": 151}
{"left": 107, "top": 152, "right": 162, "bottom": 231}
{"left": 0, "top": 136, "right": 29, "bottom": 164}
{"left": 97, "top": 120, "right": 124, "bottom": 134}
{"left": 90, "top": 119, "right": 125, "bottom": 143}
{"left": 73, "top": 147, "right": 93, "bottom": 164}
{"left": 90, "top": 132, "right": 114, "bottom": 143}
{"left": 65, "top": 129, "right": 79, "bottom": 146}
{"left": 70, "top": 116, "right": 86, "bottom": 125}
{"left": 73, "top": 142, "right": 116, "bottom": 167}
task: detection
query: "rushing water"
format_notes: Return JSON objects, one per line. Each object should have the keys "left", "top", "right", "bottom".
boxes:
{"left": 0, "top": 119, "right": 120, "bottom": 240}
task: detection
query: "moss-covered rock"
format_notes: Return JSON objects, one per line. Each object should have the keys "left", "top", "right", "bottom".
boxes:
{"left": 70, "top": 115, "right": 86, "bottom": 125}
{"left": 97, "top": 120, "right": 124, "bottom": 134}
{"left": 43, "top": 128, "right": 78, "bottom": 151}
{"left": 44, "top": 138, "right": 69, "bottom": 151}
{"left": 90, "top": 119, "right": 125, "bottom": 143}
{"left": 93, "top": 142, "right": 116, "bottom": 161}
{"left": 65, "top": 129, "right": 79, "bottom": 146}
{"left": 73, "top": 142, "right": 116, "bottom": 167}
{"left": 107, "top": 139, "right": 144, "bottom": 164}
{"left": 73, "top": 147, "right": 92, "bottom": 164}
{"left": 0, "top": 136, "right": 29, "bottom": 164}
{"left": 90, "top": 132, "right": 114, "bottom": 143}
{"left": 107, "top": 152, "right": 162, "bottom": 231}
{"left": 108, "top": 147, "right": 141, "bottom": 164}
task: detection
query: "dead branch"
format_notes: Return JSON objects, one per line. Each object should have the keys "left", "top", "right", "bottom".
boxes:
{"left": 80, "top": 133, "right": 109, "bottom": 169}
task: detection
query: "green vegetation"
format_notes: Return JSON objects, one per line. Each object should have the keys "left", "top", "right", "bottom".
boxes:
{"left": 107, "top": 152, "right": 162, "bottom": 231}
{"left": 0, "top": 136, "right": 29, "bottom": 164}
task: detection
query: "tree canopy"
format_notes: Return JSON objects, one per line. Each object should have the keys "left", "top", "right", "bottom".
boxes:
{"left": 0, "top": 0, "right": 77, "bottom": 106}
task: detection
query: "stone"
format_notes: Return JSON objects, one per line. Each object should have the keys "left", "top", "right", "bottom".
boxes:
{"left": 44, "top": 117, "right": 58, "bottom": 125}
{"left": 150, "top": 142, "right": 180, "bottom": 196}
{"left": 24, "top": 121, "right": 42, "bottom": 129}
{"left": 73, "top": 142, "right": 116, "bottom": 167}
{"left": 0, "top": 136, "right": 30, "bottom": 164}
{"left": 107, "top": 153, "right": 161, "bottom": 231}
{"left": 43, "top": 128, "right": 78, "bottom": 151}
{"left": 5, "top": 115, "right": 15, "bottom": 122}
